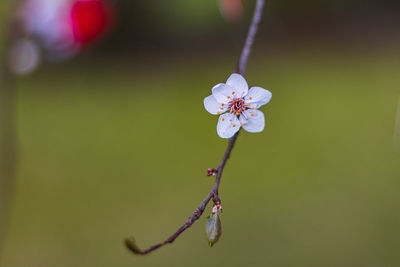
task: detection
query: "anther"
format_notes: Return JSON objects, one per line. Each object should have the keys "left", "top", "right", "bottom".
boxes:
{"left": 251, "top": 113, "right": 254, "bottom": 116}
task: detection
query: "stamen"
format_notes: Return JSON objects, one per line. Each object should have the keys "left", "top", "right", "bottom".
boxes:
{"left": 241, "top": 123, "right": 244, "bottom": 126}
{"left": 217, "top": 112, "right": 220, "bottom": 115}
{"left": 232, "top": 91, "right": 235, "bottom": 95}
{"left": 249, "top": 97, "right": 252, "bottom": 100}
{"left": 222, "top": 118, "right": 224, "bottom": 121}
{"left": 251, "top": 107, "right": 254, "bottom": 110}
{"left": 233, "top": 124, "right": 236, "bottom": 127}
{"left": 227, "top": 97, "right": 246, "bottom": 116}
{"left": 251, "top": 113, "right": 254, "bottom": 116}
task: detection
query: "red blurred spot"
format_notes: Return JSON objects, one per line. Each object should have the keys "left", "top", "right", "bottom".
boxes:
{"left": 71, "top": 0, "right": 112, "bottom": 45}
{"left": 219, "top": 0, "right": 244, "bottom": 22}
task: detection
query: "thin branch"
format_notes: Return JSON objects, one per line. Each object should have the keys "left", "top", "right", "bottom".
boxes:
{"left": 238, "top": 0, "right": 265, "bottom": 75}
{"left": 125, "top": 0, "right": 265, "bottom": 255}
{"left": 125, "top": 130, "right": 239, "bottom": 256}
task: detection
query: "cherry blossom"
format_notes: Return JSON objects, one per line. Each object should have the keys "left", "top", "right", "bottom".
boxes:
{"left": 204, "top": 74, "right": 271, "bottom": 138}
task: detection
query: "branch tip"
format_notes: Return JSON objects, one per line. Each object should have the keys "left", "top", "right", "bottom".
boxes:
{"left": 124, "top": 236, "right": 143, "bottom": 255}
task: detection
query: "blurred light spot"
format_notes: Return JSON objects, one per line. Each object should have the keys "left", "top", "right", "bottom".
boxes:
{"left": 9, "top": 39, "right": 41, "bottom": 75}
{"left": 18, "top": 0, "right": 114, "bottom": 62}
{"left": 218, "top": 0, "right": 244, "bottom": 22}
{"left": 71, "top": 0, "right": 112, "bottom": 45}
{"left": 19, "top": 0, "right": 77, "bottom": 59}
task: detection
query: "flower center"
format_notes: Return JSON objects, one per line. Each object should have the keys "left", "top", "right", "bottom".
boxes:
{"left": 228, "top": 98, "right": 246, "bottom": 116}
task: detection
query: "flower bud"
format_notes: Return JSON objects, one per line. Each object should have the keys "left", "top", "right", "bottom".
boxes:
{"left": 206, "top": 206, "right": 222, "bottom": 247}
{"left": 206, "top": 168, "right": 217, "bottom": 176}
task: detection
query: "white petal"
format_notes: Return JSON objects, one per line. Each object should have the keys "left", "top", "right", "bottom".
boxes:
{"left": 204, "top": 95, "right": 227, "bottom": 115}
{"left": 212, "top": 83, "right": 234, "bottom": 104}
{"left": 217, "top": 113, "right": 240, "bottom": 138}
{"left": 245, "top": 87, "right": 272, "bottom": 108}
{"left": 242, "top": 110, "right": 265, "bottom": 133}
{"left": 226, "top": 73, "right": 248, "bottom": 97}
{"left": 239, "top": 112, "right": 249, "bottom": 125}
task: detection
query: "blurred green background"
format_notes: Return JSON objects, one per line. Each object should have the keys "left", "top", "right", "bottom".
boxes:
{"left": 1, "top": 1, "right": 400, "bottom": 266}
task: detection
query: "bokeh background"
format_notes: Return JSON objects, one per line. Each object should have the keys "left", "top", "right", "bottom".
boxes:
{"left": 1, "top": 0, "right": 400, "bottom": 266}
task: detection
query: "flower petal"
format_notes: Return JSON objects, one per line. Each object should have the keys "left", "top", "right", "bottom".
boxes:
{"left": 245, "top": 87, "right": 272, "bottom": 108}
{"left": 204, "top": 95, "right": 227, "bottom": 115}
{"left": 239, "top": 112, "right": 249, "bottom": 125}
{"left": 226, "top": 73, "right": 248, "bottom": 97}
{"left": 212, "top": 83, "right": 234, "bottom": 104}
{"left": 242, "top": 110, "right": 265, "bottom": 133}
{"left": 217, "top": 113, "right": 240, "bottom": 138}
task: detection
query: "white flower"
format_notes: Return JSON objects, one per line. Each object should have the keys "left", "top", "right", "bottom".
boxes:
{"left": 204, "top": 73, "right": 272, "bottom": 139}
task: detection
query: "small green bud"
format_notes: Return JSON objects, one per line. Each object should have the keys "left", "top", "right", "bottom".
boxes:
{"left": 206, "top": 205, "right": 222, "bottom": 247}
{"left": 124, "top": 237, "right": 142, "bottom": 254}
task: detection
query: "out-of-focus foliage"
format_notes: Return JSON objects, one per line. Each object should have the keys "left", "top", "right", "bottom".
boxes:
{"left": 0, "top": 1, "right": 14, "bottom": 51}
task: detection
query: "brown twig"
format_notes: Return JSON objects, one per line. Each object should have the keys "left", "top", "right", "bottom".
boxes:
{"left": 125, "top": 0, "right": 265, "bottom": 255}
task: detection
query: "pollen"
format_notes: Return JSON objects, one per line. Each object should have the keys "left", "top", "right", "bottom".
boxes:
{"left": 241, "top": 123, "right": 244, "bottom": 126}
{"left": 232, "top": 91, "right": 235, "bottom": 95}
{"left": 233, "top": 124, "right": 236, "bottom": 127}
{"left": 247, "top": 103, "right": 250, "bottom": 106}
{"left": 217, "top": 111, "right": 220, "bottom": 115}
{"left": 251, "top": 113, "right": 254, "bottom": 116}
{"left": 251, "top": 107, "right": 255, "bottom": 110}
{"left": 221, "top": 103, "right": 224, "bottom": 106}
{"left": 236, "top": 112, "right": 239, "bottom": 116}
{"left": 220, "top": 107, "right": 223, "bottom": 110}
{"left": 249, "top": 97, "right": 252, "bottom": 100}
{"left": 227, "top": 96, "right": 231, "bottom": 99}
{"left": 222, "top": 117, "right": 225, "bottom": 121}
